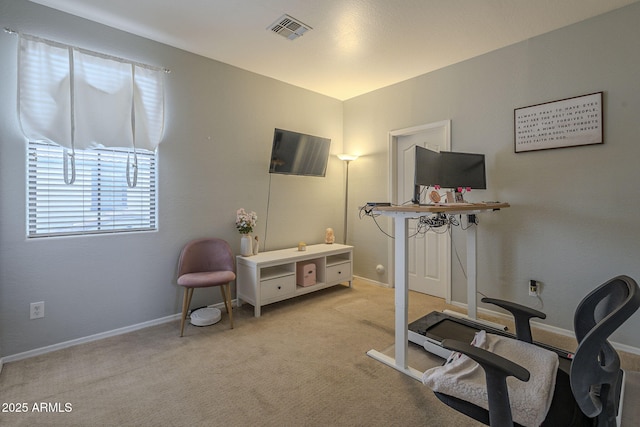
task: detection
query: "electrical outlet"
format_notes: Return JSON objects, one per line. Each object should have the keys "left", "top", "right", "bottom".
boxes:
{"left": 30, "top": 301, "right": 44, "bottom": 319}
{"left": 528, "top": 280, "right": 538, "bottom": 297}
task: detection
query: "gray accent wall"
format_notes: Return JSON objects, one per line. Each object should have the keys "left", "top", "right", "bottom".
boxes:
{"left": 344, "top": 3, "right": 640, "bottom": 347}
{"left": 0, "top": 0, "right": 343, "bottom": 357}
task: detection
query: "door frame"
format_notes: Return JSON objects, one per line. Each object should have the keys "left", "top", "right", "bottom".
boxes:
{"left": 388, "top": 120, "right": 452, "bottom": 303}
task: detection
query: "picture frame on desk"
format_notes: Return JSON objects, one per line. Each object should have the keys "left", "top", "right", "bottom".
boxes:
{"left": 445, "top": 191, "right": 465, "bottom": 204}
{"left": 514, "top": 91, "right": 603, "bottom": 153}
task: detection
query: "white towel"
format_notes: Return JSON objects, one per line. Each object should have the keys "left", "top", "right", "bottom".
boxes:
{"left": 423, "top": 330, "right": 558, "bottom": 427}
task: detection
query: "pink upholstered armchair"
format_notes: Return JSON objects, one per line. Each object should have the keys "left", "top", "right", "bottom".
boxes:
{"left": 176, "top": 238, "right": 235, "bottom": 336}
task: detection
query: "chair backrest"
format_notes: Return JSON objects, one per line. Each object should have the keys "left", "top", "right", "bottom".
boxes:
{"left": 177, "top": 238, "right": 235, "bottom": 277}
{"left": 570, "top": 275, "right": 640, "bottom": 423}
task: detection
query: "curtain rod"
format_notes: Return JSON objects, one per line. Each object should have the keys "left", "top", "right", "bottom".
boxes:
{"left": 4, "top": 27, "right": 171, "bottom": 73}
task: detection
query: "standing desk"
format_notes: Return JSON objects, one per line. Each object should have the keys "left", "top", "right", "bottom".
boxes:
{"left": 366, "top": 202, "right": 510, "bottom": 380}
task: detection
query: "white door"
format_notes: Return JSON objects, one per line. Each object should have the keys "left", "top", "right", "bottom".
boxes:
{"left": 394, "top": 122, "right": 450, "bottom": 298}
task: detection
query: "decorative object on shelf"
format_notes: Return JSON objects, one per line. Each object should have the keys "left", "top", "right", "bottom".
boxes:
{"left": 514, "top": 91, "right": 603, "bottom": 153}
{"left": 253, "top": 236, "right": 260, "bottom": 255}
{"left": 236, "top": 208, "right": 257, "bottom": 257}
{"left": 235, "top": 208, "right": 257, "bottom": 234}
{"left": 296, "top": 262, "right": 317, "bottom": 287}
{"left": 298, "top": 241, "right": 307, "bottom": 251}
{"left": 240, "top": 234, "right": 253, "bottom": 256}
{"left": 325, "top": 228, "right": 335, "bottom": 244}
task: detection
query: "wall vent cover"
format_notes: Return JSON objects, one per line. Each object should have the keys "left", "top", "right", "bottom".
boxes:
{"left": 268, "top": 14, "right": 312, "bottom": 40}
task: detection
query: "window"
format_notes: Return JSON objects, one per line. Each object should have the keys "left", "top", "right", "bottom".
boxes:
{"left": 17, "top": 33, "right": 165, "bottom": 238}
{"left": 28, "top": 142, "right": 157, "bottom": 237}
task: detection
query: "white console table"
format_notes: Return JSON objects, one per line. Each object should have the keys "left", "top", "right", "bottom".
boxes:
{"left": 236, "top": 243, "right": 353, "bottom": 317}
{"left": 365, "top": 203, "right": 509, "bottom": 380}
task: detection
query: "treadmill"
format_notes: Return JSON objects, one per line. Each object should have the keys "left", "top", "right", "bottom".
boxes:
{"left": 408, "top": 310, "right": 574, "bottom": 372}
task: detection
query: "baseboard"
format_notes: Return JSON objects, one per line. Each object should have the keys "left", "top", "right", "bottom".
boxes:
{"left": 354, "top": 275, "right": 391, "bottom": 288}
{"left": 451, "top": 301, "right": 640, "bottom": 356}
{"left": 2, "top": 313, "right": 179, "bottom": 364}
{"left": 1, "top": 300, "right": 236, "bottom": 365}
{"left": 5, "top": 293, "right": 639, "bottom": 365}
{"left": 354, "top": 277, "right": 640, "bottom": 356}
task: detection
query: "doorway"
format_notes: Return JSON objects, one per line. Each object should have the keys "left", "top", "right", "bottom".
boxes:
{"left": 389, "top": 121, "right": 451, "bottom": 301}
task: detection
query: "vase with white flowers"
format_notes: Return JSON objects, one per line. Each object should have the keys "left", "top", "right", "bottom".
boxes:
{"left": 236, "top": 208, "right": 257, "bottom": 256}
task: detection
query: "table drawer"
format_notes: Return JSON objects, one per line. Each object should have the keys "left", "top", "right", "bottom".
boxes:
{"left": 326, "top": 262, "right": 351, "bottom": 284}
{"left": 261, "top": 275, "right": 296, "bottom": 300}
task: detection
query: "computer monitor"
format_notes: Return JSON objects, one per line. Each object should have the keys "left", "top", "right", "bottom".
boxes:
{"left": 439, "top": 151, "right": 486, "bottom": 190}
{"left": 413, "top": 146, "right": 441, "bottom": 204}
{"left": 413, "top": 146, "right": 486, "bottom": 204}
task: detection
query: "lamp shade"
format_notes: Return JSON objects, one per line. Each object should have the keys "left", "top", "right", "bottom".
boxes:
{"left": 337, "top": 154, "right": 359, "bottom": 161}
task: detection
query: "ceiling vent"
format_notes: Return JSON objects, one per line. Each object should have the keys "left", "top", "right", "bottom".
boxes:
{"left": 268, "top": 14, "right": 312, "bottom": 40}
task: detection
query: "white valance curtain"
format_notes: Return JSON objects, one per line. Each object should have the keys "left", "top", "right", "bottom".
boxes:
{"left": 18, "top": 33, "right": 165, "bottom": 153}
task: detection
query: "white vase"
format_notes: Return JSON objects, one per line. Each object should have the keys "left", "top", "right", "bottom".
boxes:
{"left": 240, "top": 234, "right": 253, "bottom": 256}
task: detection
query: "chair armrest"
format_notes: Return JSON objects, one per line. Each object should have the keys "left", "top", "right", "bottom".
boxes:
{"left": 481, "top": 297, "right": 546, "bottom": 343}
{"left": 441, "top": 339, "right": 530, "bottom": 426}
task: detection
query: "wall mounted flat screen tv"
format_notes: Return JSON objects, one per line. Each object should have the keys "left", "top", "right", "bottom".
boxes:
{"left": 269, "top": 128, "right": 331, "bottom": 177}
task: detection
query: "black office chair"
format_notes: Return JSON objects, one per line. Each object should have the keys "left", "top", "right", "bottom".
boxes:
{"left": 424, "top": 275, "right": 640, "bottom": 427}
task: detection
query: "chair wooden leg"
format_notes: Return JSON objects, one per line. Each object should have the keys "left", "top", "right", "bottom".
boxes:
{"left": 180, "top": 287, "right": 194, "bottom": 337}
{"left": 219, "top": 284, "right": 229, "bottom": 312}
{"left": 220, "top": 283, "right": 234, "bottom": 329}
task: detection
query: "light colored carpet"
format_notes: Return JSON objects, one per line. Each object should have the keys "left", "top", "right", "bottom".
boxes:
{"left": 0, "top": 279, "right": 479, "bottom": 426}
{"left": 1, "top": 278, "right": 637, "bottom": 426}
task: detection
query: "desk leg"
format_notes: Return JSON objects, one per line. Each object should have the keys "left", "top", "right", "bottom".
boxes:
{"left": 366, "top": 216, "right": 423, "bottom": 381}
{"left": 394, "top": 216, "right": 409, "bottom": 367}
{"left": 444, "top": 215, "right": 506, "bottom": 330}
{"left": 467, "top": 215, "right": 477, "bottom": 319}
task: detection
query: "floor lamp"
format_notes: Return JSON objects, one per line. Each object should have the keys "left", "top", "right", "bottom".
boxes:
{"left": 337, "top": 154, "right": 359, "bottom": 244}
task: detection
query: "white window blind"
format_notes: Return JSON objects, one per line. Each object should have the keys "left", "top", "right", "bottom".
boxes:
{"left": 17, "top": 32, "right": 165, "bottom": 237}
{"left": 28, "top": 141, "right": 157, "bottom": 237}
{"left": 18, "top": 34, "right": 165, "bottom": 152}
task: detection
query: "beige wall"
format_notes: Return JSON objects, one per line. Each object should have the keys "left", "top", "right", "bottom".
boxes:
{"left": 2, "top": 0, "right": 640, "bottom": 358}
{"left": 344, "top": 3, "right": 640, "bottom": 347}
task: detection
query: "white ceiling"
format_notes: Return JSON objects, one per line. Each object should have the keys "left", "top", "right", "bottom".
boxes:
{"left": 30, "top": 0, "right": 638, "bottom": 100}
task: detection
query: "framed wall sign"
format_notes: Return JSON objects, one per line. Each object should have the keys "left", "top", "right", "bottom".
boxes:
{"left": 514, "top": 92, "right": 603, "bottom": 153}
